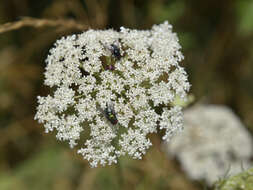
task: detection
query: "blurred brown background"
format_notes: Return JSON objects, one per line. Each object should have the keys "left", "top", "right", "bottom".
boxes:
{"left": 0, "top": 0, "right": 253, "bottom": 189}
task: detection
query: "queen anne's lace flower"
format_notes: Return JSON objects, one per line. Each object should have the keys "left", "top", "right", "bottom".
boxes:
{"left": 164, "top": 104, "right": 253, "bottom": 186}
{"left": 35, "top": 21, "right": 190, "bottom": 167}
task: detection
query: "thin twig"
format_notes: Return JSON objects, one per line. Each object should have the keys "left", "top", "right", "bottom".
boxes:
{"left": 0, "top": 17, "right": 89, "bottom": 34}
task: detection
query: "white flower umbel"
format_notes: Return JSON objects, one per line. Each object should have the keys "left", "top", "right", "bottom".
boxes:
{"left": 35, "top": 21, "right": 190, "bottom": 167}
{"left": 164, "top": 104, "right": 253, "bottom": 186}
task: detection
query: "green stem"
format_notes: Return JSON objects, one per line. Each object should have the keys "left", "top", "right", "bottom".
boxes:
{"left": 116, "top": 157, "right": 124, "bottom": 188}
{"left": 112, "top": 131, "right": 125, "bottom": 188}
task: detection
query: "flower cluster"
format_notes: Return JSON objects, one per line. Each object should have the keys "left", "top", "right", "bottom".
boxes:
{"left": 35, "top": 21, "right": 190, "bottom": 167}
{"left": 164, "top": 104, "right": 253, "bottom": 186}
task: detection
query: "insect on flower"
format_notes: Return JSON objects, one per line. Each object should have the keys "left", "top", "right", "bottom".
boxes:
{"left": 104, "top": 102, "right": 118, "bottom": 125}
{"left": 110, "top": 44, "right": 121, "bottom": 60}
{"left": 100, "top": 42, "right": 121, "bottom": 71}
{"left": 97, "top": 102, "right": 118, "bottom": 125}
{"left": 101, "top": 41, "right": 121, "bottom": 60}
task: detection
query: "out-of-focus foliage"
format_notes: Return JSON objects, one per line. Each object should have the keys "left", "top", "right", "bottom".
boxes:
{"left": 236, "top": 0, "right": 253, "bottom": 35}
{"left": 214, "top": 167, "right": 253, "bottom": 190}
{"left": 0, "top": 144, "right": 82, "bottom": 190}
{"left": 0, "top": 0, "right": 253, "bottom": 189}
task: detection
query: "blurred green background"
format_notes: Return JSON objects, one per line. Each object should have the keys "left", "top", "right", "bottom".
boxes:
{"left": 0, "top": 0, "right": 253, "bottom": 189}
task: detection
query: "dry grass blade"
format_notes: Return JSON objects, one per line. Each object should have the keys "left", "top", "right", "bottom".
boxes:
{"left": 0, "top": 17, "right": 89, "bottom": 34}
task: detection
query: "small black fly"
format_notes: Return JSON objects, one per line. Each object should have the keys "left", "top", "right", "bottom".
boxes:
{"left": 104, "top": 102, "right": 118, "bottom": 125}
{"left": 101, "top": 41, "right": 121, "bottom": 60}
{"left": 110, "top": 44, "right": 121, "bottom": 60}
{"left": 100, "top": 42, "right": 121, "bottom": 71}
{"left": 97, "top": 102, "right": 118, "bottom": 125}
